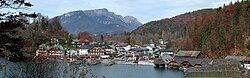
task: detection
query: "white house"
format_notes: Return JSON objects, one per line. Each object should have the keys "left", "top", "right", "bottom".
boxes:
{"left": 67, "top": 50, "right": 78, "bottom": 57}
{"left": 78, "top": 45, "right": 90, "bottom": 55}
{"left": 146, "top": 44, "right": 156, "bottom": 54}
{"left": 100, "top": 55, "right": 110, "bottom": 59}
{"left": 123, "top": 45, "right": 131, "bottom": 51}
{"left": 115, "top": 44, "right": 127, "bottom": 54}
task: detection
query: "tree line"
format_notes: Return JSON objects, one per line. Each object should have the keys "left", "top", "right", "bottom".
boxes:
{"left": 130, "top": 0, "right": 250, "bottom": 58}
{"left": 0, "top": 0, "right": 70, "bottom": 61}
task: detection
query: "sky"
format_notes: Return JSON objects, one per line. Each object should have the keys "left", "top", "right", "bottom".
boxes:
{"left": 28, "top": 0, "right": 237, "bottom": 23}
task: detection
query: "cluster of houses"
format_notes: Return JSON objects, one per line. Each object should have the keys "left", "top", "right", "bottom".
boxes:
{"left": 35, "top": 38, "right": 66, "bottom": 59}
{"left": 35, "top": 38, "right": 116, "bottom": 60}
{"left": 33, "top": 37, "right": 250, "bottom": 77}
{"left": 34, "top": 38, "right": 173, "bottom": 62}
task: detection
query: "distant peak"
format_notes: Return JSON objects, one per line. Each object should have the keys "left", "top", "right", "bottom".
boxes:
{"left": 124, "top": 16, "right": 134, "bottom": 18}
{"left": 124, "top": 16, "right": 137, "bottom": 20}
{"left": 93, "top": 8, "right": 109, "bottom": 13}
{"left": 123, "top": 16, "right": 140, "bottom": 23}
{"left": 68, "top": 10, "right": 83, "bottom": 13}
{"left": 82, "top": 8, "right": 111, "bottom": 15}
{"left": 84, "top": 8, "right": 109, "bottom": 12}
{"left": 96, "top": 8, "right": 108, "bottom": 11}
{"left": 63, "top": 10, "right": 83, "bottom": 17}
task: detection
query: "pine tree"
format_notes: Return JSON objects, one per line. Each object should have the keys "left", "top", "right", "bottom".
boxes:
{"left": 0, "top": 0, "right": 37, "bottom": 61}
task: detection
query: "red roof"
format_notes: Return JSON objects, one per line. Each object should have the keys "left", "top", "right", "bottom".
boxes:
{"left": 243, "top": 57, "right": 250, "bottom": 62}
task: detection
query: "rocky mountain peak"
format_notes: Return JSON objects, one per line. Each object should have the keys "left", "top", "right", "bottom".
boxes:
{"left": 123, "top": 16, "right": 140, "bottom": 23}
{"left": 55, "top": 8, "right": 142, "bottom": 35}
{"left": 83, "top": 8, "right": 113, "bottom": 16}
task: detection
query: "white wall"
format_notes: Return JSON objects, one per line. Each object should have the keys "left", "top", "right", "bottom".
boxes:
{"left": 78, "top": 49, "right": 88, "bottom": 55}
{"left": 123, "top": 45, "right": 131, "bottom": 51}
{"left": 244, "top": 64, "right": 250, "bottom": 69}
{"left": 146, "top": 46, "right": 153, "bottom": 54}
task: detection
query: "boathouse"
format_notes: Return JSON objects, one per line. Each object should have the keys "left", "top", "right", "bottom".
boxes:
{"left": 185, "top": 59, "right": 241, "bottom": 78}
{"left": 225, "top": 55, "right": 246, "bottom": 68}
{"left": 167, "top": 60, "right": 179, "bottom": 69}
{"left": 153, "top": 54, "right": 166, "bottom": 68}
{"left": 154, "top": 58, "right": 166, "bottom": 68}
{"left": 173, "top": 57, "right": 212, "bottom": 68}
{"left": 225, "top": 56, "right": 246, "bottom": 62}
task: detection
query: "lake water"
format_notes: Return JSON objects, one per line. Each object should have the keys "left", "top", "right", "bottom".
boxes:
{"left": 88, "top": 64, "right": 184, "bottom": 78}
{"left": 0, "top": 58, "right": 184, "bottom": 78}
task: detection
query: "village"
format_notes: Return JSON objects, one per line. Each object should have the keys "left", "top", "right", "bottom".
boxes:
{"left": 1, "top": 0, "right": 250, "bottom": 78}
{"left": 32, "top": 37, "right": 250, "bottom": 78}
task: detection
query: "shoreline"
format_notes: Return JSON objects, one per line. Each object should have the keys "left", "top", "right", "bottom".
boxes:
{"left": 114, "top": 61, "right": 155, "bottom": 66}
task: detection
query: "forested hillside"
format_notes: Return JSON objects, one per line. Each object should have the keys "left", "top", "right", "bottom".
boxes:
{"left": 131, "top": 0, "right": 250, "bottom": 58}
{"left": 21, "top": 15, "right": 70, "bottom": 54}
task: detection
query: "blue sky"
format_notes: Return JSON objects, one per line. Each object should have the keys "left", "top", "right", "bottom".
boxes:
{"left": 29, "top": 0, "right": 237, "bottom": 23}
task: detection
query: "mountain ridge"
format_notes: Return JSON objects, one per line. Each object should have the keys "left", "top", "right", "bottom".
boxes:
{"left": 54, "top": 8, "right": 142, "bottom": 35}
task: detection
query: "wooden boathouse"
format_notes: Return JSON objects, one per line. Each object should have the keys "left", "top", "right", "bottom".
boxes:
{"left": 184, "top": 59, "right": 242, "bottom": 78}
{"left": 153, "top": 54, "right": 166, "bottom": 68}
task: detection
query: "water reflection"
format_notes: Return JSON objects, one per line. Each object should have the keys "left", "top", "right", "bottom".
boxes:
{"left": 88, "top": 64, "right": 184, "bottom": 78}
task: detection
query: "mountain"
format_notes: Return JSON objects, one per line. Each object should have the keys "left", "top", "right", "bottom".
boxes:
{"left": 132, "top": 8, "right": 213, "bottom": 35}
{"left": 55, "top": 8, "right": 142, "bottom": 35}
{"left": 131, "top": 1, "right": 250, "bottom": 58}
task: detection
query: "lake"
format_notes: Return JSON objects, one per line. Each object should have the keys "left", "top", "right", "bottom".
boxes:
{"left": 0, "top": 58, "right": 184, "bottom": 78}
{"left": 88, "top": 64, "right": 184, "bottom": 78}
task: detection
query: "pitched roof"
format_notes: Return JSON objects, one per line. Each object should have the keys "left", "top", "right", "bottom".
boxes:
{"left": 174, "top": 57, "right": 212, "bottom": 65}
{"left": 187, "top": 59, "right": 241, "bottom": 72}
{"left": 176, "top": 51, "right": 201, "bottom": 57}
{"left": 89, "top": 44, "right": 114, "bottom": 51}
{"left": 38, "top": 44, "right": 50, "bottom": 50}
{"left": 72, "top": 39, "right": 79, "bottom": 42}
{"left": 225, "top": 56, "right": 246, "bottom": 61}
{"left": 147, "top": 44, "right": 156, "bottom": 48}
{"left": 154, "top": 48, "right": 173, "bottom": 54}
{"left": 109, "top": 45, "right": 116, "bottom": 49}
{"left": 80, "top": 45, "right": 91, "bottom": 49}
{"left": 49, "top": 44, "right": 66, "bottom": 51}
{"left": 115, "top": 43, "right": 129, "bottom": 47}
{"left": 243, "top": 57, "right": 250, "bottom": 62}
{"left": 161, "top": 55, "right": 173, "bottom": 63}
{"left": 161, "top": 48, "right": 173, "bottom": 52}
{"left": 129, "top": 47, "right": 149, "bottom": 52}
